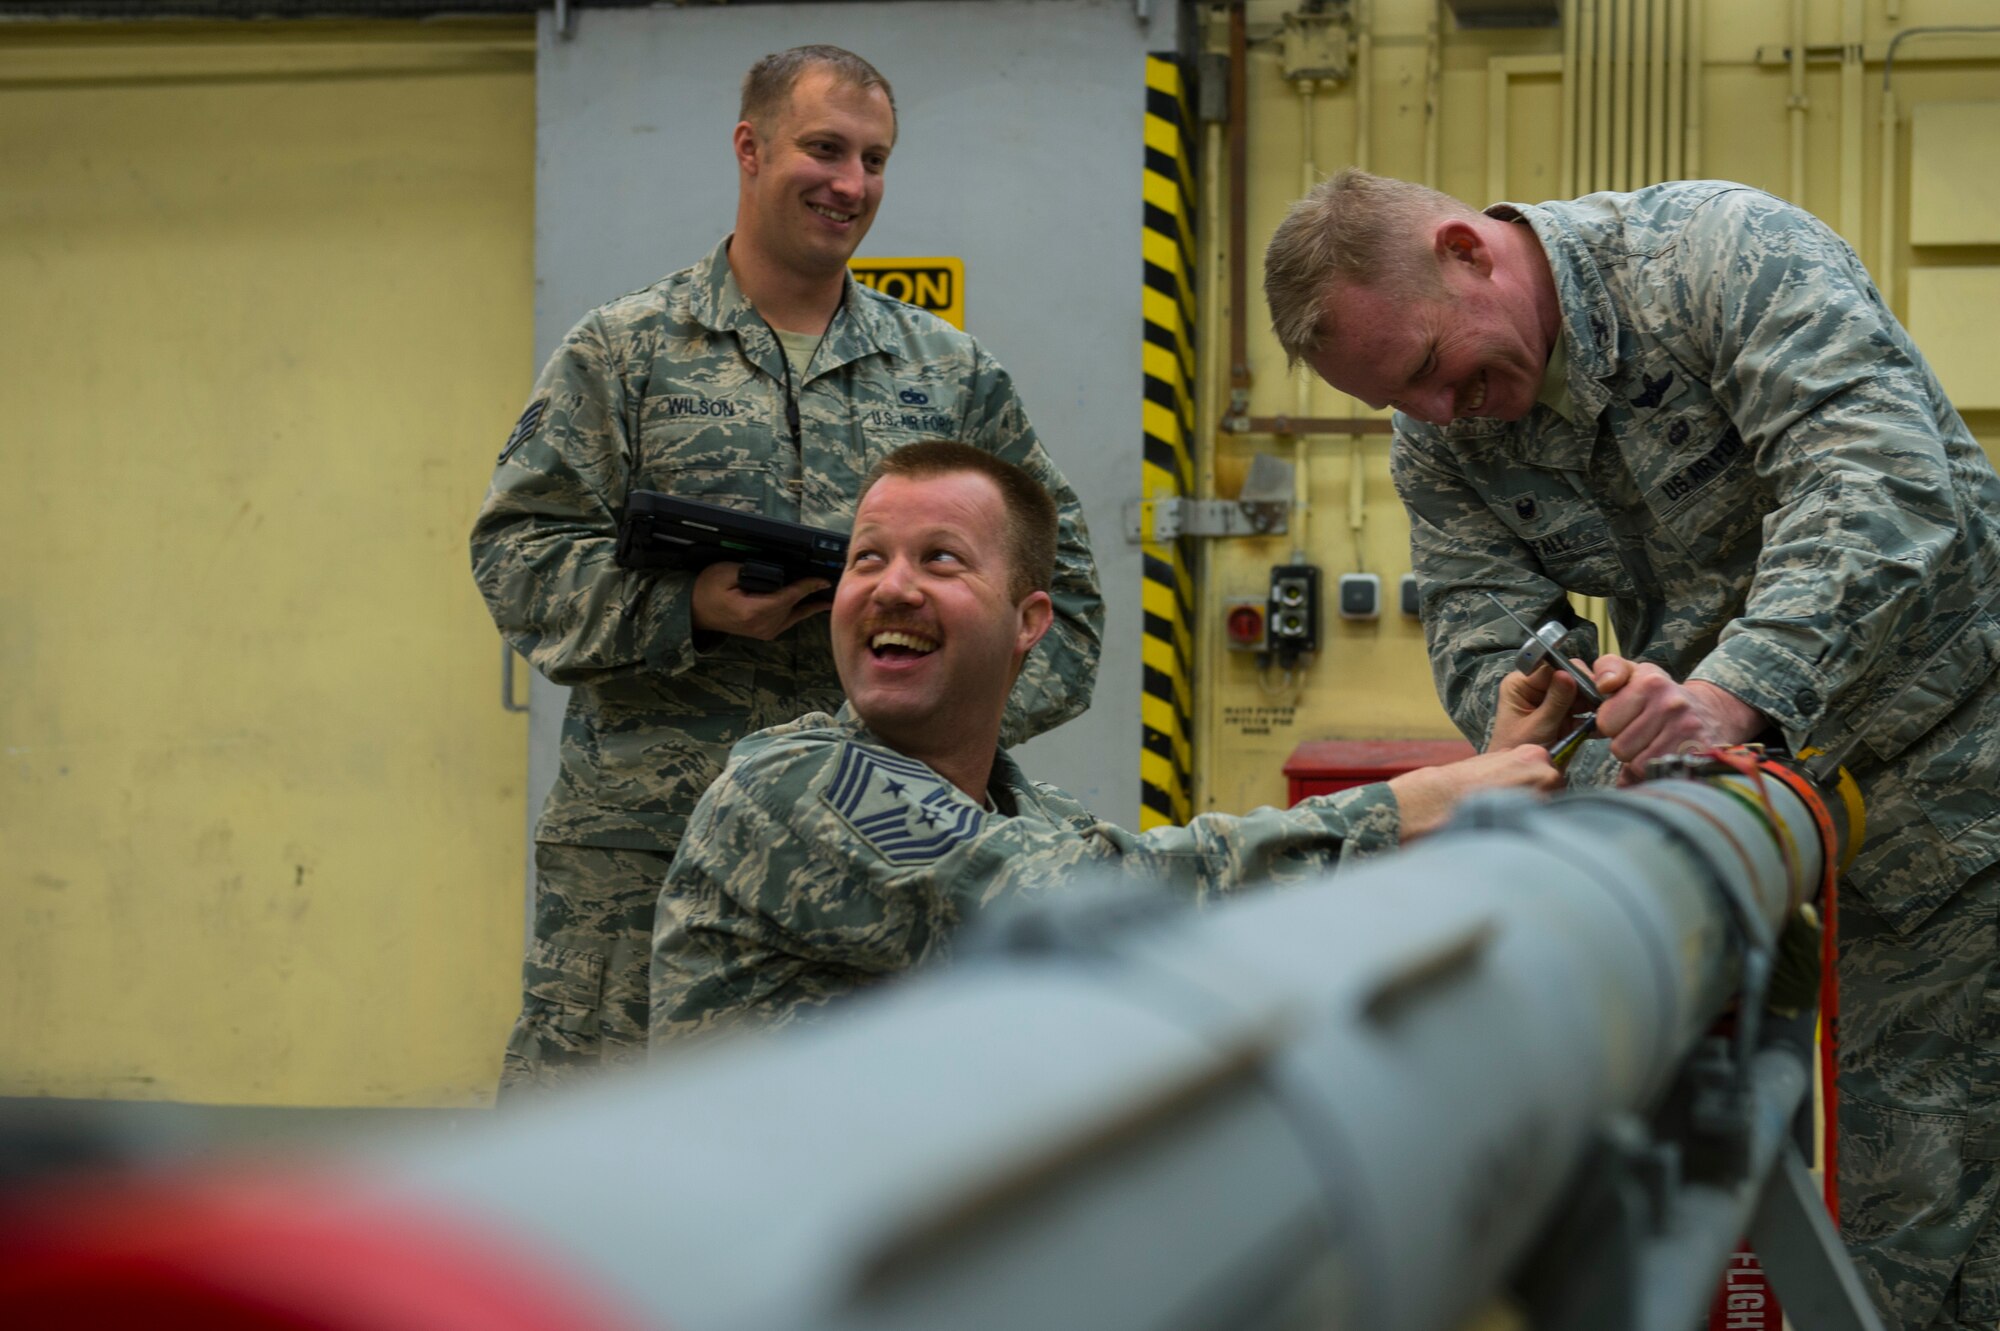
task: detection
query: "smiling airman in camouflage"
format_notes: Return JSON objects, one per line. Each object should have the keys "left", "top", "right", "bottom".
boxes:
{"left": 470, "top": 47, "right": 1103, "bottom": 1096}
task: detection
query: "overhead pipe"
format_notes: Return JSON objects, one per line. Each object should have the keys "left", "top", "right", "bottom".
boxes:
{"left": 1593, "top": 0, "right": 1612, "bottom": 187}
{"left": 1839, "top": 0, "right": 1864, "bottom": 245}
{"left": 1195, "top": 106, "right": 1227, "bottom": 811}
{"left": 1343, "top": 0, "right": 1376, "bottom": 553}
{"left": 1686, "top": 0, "right": 1702, "bottom": 174}
{"left": 1560, "top": 0, "right": 1580, "bottom": 194}
{"left": 1294, "top": 79, "right": 1318, "bottom": 562}
{"left": 1876, "top": 27, "right": 2000, "bottom": 312}
{"left": 1666, "top": 0, "right": 1685, "bottom": 178}
{"left": 1646, "top": 0, "right": 1666, "bottom": 182}
{"left": 1227, "top": 0, "right": 1251, "bottom": 400}
{"left": 1422, "top": 0, "right": 1443, "bottom": 190}
{"left": 1879, "top": 66, "right": 1897, "bottom": 311}
{"left": 1355, "top": 0, "right": 1372, "bottom": 173}
{"left": 1790, "top": 0, "right": 1809, "bottom": 205}
{"left": 1612, "top": 0, "right": 1631, "bottom": 190}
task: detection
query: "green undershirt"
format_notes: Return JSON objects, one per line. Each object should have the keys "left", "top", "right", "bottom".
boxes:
{"left": 775, "top": 328, "right": 823, "bottom": 381}
{"left": 1537, "top": 334, "right": 1577, "bottom": 424}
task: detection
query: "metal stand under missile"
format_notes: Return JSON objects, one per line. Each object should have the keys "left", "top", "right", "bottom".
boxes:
{"left": 1513, "top": 1013, "right": 1881, "bottom": 1331}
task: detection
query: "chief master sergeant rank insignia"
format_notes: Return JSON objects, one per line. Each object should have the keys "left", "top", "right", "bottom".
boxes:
{"left": 823, "top": 742, "right": 988, "bottom": 865}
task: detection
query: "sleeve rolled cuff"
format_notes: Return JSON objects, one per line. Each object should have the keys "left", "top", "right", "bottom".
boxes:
{"left": 1689, "top": 633, "right": 1827, "bottom": 741}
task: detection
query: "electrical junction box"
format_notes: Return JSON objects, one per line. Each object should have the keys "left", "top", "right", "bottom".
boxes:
{"left": 1338, "top": 573, "right": 1381, "bottom": 620}
{"left": 1223, "top": 596, "right": 1267, "bottom": 652}
{"left": 1267, "top": 564, "right": 1321, "bottom": 658}
{"left": 1400, "top": 572, "right": 1421, "bottom": 618}
{"left": 1279, "top": 7, "right": 1352, "bottom": 84}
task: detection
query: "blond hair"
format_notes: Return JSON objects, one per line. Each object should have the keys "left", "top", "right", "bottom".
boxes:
{"left": 739, "top": 46, "right": 896, "bottom": 140}
{"left": 1262, "top": 168, "right": 1478, "bottom": 367}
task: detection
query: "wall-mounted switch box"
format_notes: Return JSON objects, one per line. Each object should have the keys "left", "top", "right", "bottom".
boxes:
{"left": 1223, "top": 596, "right": 1267, "bottom": 652}
{"left": 1400, "top": 572, "right": 1421, "bottom": 618}
{"left": 1267, "top": 564, "right": 1321, "bottom": 660}
{"left": 1338, "top": 572, "right": 1381, "bottom": 620}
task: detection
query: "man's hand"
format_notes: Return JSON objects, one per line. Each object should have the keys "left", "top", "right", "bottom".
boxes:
{"left": 1388, "top": 744, "right": 1565, "bottom": 842}
{"left": 1490, "top": 661, "right": 1588, "bottom": 750}
{"left": 690, "top": 562, "right": 832, "bottom": 641}
{"left": 1592, "top": 654, "right": 1767, "bottom": 783}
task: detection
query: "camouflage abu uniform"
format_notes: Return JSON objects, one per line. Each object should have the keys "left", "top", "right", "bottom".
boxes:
{"left": 471, "top": 237, "right": 1104, "bottom": 1091}
{"left": 1390, "top": 181, "right": 2000, "bottom": 1329}
{"left": 650, "top": 705, "right": 1401, "bottom": 1041}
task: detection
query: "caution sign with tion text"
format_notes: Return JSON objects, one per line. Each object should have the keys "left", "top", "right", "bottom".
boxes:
{"left": 848, "top": 257, "right": 964, "bottom": 329}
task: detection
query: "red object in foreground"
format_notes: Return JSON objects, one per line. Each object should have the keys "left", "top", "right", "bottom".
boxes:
{"left": 1283, "top": 738, "right": 1476, "bottom": 805}
{"left": 0, "top": 1170, "right": 649, "bottom": 1331}
{"left": 1709, "top": 1243, "right": 1782, "bottom": 1330}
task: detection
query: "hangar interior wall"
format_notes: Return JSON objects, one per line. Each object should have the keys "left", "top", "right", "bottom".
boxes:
{"left": 6, "top": 0, "right": 2000, "bottom": 1110}
{"left": 1192, "top": 0, "right": 2000, "bottom": 817}
{"left": 0, "top": 20, "right": 535, "bottom": 1106}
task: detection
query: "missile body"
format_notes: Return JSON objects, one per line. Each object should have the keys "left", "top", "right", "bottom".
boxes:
{"left": 390, "top": 771, "right": 1833, "bottom": 1331}
{"left": 3, "top": 763, "right": 1856, "bottom": 1331}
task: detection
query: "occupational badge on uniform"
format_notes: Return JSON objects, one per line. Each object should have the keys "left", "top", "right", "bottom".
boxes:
{"left": 823, "top": 741, "right": 986, "bottom": 865}
{"left": 1628, "top": 367, "right": 1687, "bottom": 413}
{"left": 1632, "top": 370, "right": 1674, "bottom": 408}
{"left": 497, "top": 397, "right": 549, "bottom": 464}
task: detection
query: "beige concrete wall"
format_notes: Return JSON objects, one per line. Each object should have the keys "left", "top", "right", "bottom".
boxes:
{"left": 0, "top": 20, "right": 535, "bottom": 1105}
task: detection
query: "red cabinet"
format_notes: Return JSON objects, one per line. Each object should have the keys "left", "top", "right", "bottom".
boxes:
{"left": 1283, "top": 739, "right": 1475, "bottom": 805}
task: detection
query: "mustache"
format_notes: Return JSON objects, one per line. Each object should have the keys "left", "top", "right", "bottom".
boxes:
{"left": 855, "top": 614, "right": 939, "bottom": 640}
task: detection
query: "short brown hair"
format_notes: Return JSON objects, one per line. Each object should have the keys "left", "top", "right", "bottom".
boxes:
{"left": 859, "top": 442, "right": 1057, "bottom": 603}
{"left": 1262, "top": 168, "right": 1478, "bottom": 367}
{"left": 740, "top": 46, "right": 896, "bottom": 140}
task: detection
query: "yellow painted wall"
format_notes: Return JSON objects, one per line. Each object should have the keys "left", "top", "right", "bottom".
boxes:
{"left": 0, "top": 20, "right": 535, "bottom": 1106}
{"left": 1195, "top": 0, "right": 2000, "bottom": 815}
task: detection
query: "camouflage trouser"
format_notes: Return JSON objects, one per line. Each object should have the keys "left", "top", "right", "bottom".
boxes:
{"left": 497, "top": 841, "right": 676, "bottom": 1098}
{"left": 1839, "top": 859, "right": 2000, "bottom": 1330}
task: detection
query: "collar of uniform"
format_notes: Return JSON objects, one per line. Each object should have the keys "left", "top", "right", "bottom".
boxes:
{"left": 984, "top": 745, "right": 1036, "bottom": 811}
{"left": 1485, "top": 201, "right": 1620, "bottom": 431}
{"left": 688, "top": 235, "right": 758, "bottom": 335}
{"left": 831, "top": 699, "right": 871, "bottom": 739}
{"left": 823, "top": 275, "right": 906, "bottom": 372}
{"left": 690, "top": 236, "right": 901, "bottom": 379}
{"left": 1535, "top": 331, "right": 1577, "bottom": 424}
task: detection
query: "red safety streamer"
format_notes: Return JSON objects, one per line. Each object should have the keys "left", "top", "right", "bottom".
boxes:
{"left": 1708, "top": 748, "right": 1842, "bottom": 1223}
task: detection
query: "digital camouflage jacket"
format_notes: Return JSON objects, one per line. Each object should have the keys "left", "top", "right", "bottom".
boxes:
{"left": 650, "top": 706, "right": 1401, "bottom": 1041}
{"left": 1391, "top": 181, "right": 2000, "bottom": 934}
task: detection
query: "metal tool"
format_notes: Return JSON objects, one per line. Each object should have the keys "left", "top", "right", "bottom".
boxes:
{"left": 1548, "top": 711, "right": 1596, "bottom": 771}
{"left": 1485, "top": 592, "right": 1603, "bottom": 705}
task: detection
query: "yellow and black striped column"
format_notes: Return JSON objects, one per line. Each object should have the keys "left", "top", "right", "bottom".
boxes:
{"left": 1141, "top": 54, "right": 1196, "bottom": 829}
